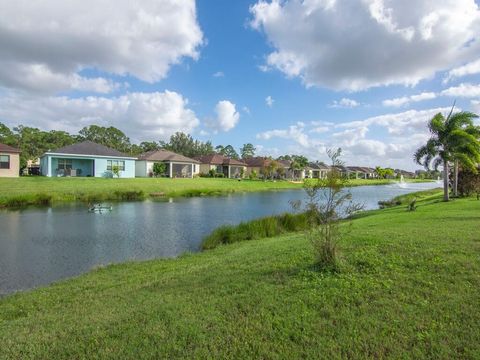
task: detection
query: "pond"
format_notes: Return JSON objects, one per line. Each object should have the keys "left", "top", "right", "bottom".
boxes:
{"left": 0, "top": 182, "right": 439, "bottom": 295}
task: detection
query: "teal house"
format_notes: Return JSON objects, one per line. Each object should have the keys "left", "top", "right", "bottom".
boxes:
{"left": 40, "top": 141, "right": 136, "bottom": 178}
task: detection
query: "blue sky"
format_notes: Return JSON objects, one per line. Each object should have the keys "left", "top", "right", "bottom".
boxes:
{"left": 0, "top": 0, "right": 479, "bottom": 170}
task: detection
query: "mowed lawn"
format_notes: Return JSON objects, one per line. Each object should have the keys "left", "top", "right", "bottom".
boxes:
{"left": 1, "top": 195, "right": 479, "bottom": 358}
{"left": 0, "top": 176, "right": 428, "bottom": 207}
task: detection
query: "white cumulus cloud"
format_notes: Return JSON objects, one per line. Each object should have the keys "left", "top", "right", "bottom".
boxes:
{"left": 0, "top": 0, "right": 203, "bottom": 93}
{"left": 445, "top": 58, "right": 480, "bottom": 82}
{"left": 440, "top": 83, "right": 480, "bottom": 98}
{"left": 0, "top": 90, "right": 199, "bottom": 141}
{"left": 382, "top": 92, "right": 437, "bottom": 107}
{"left": 250, "top": 0, "right": 480, "bottom": 91}
{"left": 214, "top": 100, "right": 240, "bottom": 132}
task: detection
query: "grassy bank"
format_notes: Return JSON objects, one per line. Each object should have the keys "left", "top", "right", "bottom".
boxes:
{"left": 0, "top": 177, "right": 431, "bottom": 208}
{"left": 1, "top": 192, "right": 479, "bottom": 358}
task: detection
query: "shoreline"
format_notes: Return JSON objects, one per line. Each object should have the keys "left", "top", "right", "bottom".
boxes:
{"left": 0, "top": 177, "right": 435, "bottom": 209}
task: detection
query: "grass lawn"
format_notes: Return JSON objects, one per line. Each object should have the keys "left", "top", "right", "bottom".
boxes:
{"left": 0, "top": 176, "right": 430, "bottom": 208}
{"left": 1, "top": 192, "right": 479, "bottom": 358}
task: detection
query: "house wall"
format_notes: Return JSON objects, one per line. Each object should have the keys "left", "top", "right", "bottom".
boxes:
{"left": 0, "top": 152, "right": 20, "bottom": 177}
{"left": 40, "top": 155, "right": 135, "bottom": 178}
{"left": 135, "top": 160, "right": 148, "bottom": 177}
{"left": 199, "top": 164, "right": 215, "bottom": 174}
{"left": 93, "top": 158, "right": 135, "bottom": 178}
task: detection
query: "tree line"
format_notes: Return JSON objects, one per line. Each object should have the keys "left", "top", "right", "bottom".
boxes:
{"left": 0, "top": 122, "right": 303, "bottom": 170}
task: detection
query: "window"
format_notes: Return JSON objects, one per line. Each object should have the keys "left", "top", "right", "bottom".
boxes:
{"left": 57, "top": 158, "right": 72, "bottom": 170}
{"left": 0, "top": 155, "right": 10, "bottom": 169}
{"left": 107, "top": 160, "right": 125, "bottom": 171}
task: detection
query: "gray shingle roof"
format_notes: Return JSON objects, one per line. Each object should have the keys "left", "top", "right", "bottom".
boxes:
{"left": 138, "top": 150, "right": 199, "bottom": 163}
{"left": 48, "top": 141, "right": 133, "bottom": 158}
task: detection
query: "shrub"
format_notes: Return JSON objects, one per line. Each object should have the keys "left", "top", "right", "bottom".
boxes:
{"left": 457, "top": 168, "right": 480, "bottom": 198}
{"left": 301, "top": 149, "right": 362, "bottom": 272}
{"left": 201, "top": 212, "right": 310, "bottom": 250}
{"left": 153, "top": 162, "right": 166, "bottom": 177}
{"left": 113, "top": 190, "right": 145, "bottom": 201}
{"left": 111, "top": 165, "right": 121, "bottom": 178}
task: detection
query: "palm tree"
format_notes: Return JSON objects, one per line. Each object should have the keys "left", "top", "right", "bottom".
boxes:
{"left": 414, "top": 106, "right": 479, "bottom": 201}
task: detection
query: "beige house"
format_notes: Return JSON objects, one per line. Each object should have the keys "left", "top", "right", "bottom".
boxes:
{"left": 195, "top": 154, "right": 246, "bottom": 178}
{"left": 0, "top": 143, "right": 21, "bottom": 177}
{"left": 136, "top": 150, "right": 200, "bottom": 178}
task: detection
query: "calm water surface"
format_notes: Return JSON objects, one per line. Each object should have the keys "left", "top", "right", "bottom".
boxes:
{"left": 0, "top": 182, "right": 439, "bottom": 295}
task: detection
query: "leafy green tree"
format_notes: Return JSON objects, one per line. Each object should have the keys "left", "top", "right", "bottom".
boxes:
{"left": 261, "top": 160, "right": 279, "bottom": 180}
{"left": 160, "top": 132, "right": 214, "bottom": 158}
{"left": 240, "top": 143, "right": 256, "bottom": 159}
{"left": 374, "top": 166, "right": 394, "bottom": 179}
{"left": 414, "top": 107, "right": 480, "bottom": 201}
{"left": 215, "top": 144, "right": 239, "bottom": 159}
{"left": 78, "top": 125, "right": 131, "bottom": 153}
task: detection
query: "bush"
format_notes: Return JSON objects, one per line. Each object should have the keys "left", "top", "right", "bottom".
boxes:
{"left": 457, "top": 168, "right": 480, "bottom": 197}
{"left": 153, "top": 162, "right": 166, "bottom": 177}
{"left": 201, "top": 212, "right": 310, "bottom": 250}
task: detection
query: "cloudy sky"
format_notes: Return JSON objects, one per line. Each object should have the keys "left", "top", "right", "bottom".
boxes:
{"left": 1, "top": 0, "right": 480, "bottom": 170}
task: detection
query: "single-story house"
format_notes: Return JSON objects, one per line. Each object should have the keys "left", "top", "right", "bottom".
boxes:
{"left": 307, "top": 162, "right": 330, "bottom": 179}
{"left": 0, "top": 143, "right": 21, "bottom": 178}
{"left": 135, "top": 150, "right": 200, "bottom": 178}
{"left": 40, "top": 140, "right": 136, "bottom": 178}
{"left": 346, "top": 166, "right": 370, "bottom": 179}
{"left": 196, "top": 154, "right": 246, "bottom": 178}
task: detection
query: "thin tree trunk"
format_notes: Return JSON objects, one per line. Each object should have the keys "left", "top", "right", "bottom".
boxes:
{"left": 443, "top": 160, "right": 449, "bottom": 202}
{"left": 453, "top": 159, "right": 458, "bottom": 197}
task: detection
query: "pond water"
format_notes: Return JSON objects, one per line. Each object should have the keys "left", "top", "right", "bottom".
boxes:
{"left": 0, "top": 182, "right": 439, "bottom": 295}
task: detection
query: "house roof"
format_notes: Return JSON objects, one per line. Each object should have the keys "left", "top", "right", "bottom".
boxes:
{"left": 138, "top": 149, "right": 199, "bottom": 163}
{"left": 0, "top": 143, "right": 21, "bottom": 153}
{"left": 46, "top": 140, "right": 133, "bottom": 158}
{"left": 309, "top": 162, "right": 330, "bottom": 170}
{"left": 276, "top": 159, "right": 291, "bottom": 168}
{"left": 243, "top": 157, "right": 272, "bottom": 167}
{"left": 195, "top": 154, "right": 246, "bottom": 166}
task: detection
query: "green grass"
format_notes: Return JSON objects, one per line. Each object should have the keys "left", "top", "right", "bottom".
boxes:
{"left": 1, "top": 191, "right": 479, "bottom": 359}
{"left": 202, "top": 212, "right": 310, "bottom": 250}
{"left": 0, "top": 177, "right": 431, "bottom": 208}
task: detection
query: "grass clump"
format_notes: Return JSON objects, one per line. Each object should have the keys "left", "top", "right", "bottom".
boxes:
{"left": 2, "top": 193, "right": 53, "bottom": 208}
{"left": 202, "top": 212, "right": 309, "bottom": 250}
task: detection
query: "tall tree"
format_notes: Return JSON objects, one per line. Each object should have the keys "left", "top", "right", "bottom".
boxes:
{"left": 414, "top": 108, "right": 480, "bottom": 201}
{"left": 240, "top": 143, "right": 256, "bottom": 159}
{"left": 160, "top": 132, "right": 214, "bottom": 158}
{"left": 216, "top": 144, "right": 239, "bottom": 159}
{"left": 78, "top": 125, "right": 131, "bottom": 153}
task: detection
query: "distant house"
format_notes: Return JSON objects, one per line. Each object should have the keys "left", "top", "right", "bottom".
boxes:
{"left": 40, "top": 140, "right": 136, "bottom": 178}
{"left": 135, "top": 150, "right": 200, "bottom": 178}
{"left": 196, "top": 154, "right": 246, "bottom": 178}
{"left": 0, "top": 143, "right": 21, "bottom": 178}
{"left": 307, "top": 162, "right": 330, "bottom": 179}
